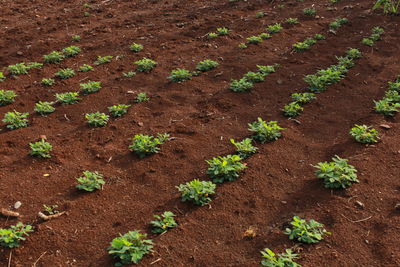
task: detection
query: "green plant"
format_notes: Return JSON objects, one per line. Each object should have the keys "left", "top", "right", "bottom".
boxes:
{"left": 266, "top": 23, "right": 282, "bottom": 34}
{"left": 108, "top": 104, "right": 131, "bottom": 117}
{"left": 168, "top": 68, "right": 192, "bottom": 82}
{"left": 108, "top": 231, "right": 153, "bottom": 266}
{"left": 349, "top": 124, "right": 379, "bottom": 144}
{"left": 76, "top": 171, "right": 105, "bottom": 191}
{"left": 196, "top": 59, "right": 219, "bottom": 72}
{"left": 34, "top": 101, "right": 56, "bottom": 116}
{"left": 176, "top": 179, "right": 216, "bottom": 206}
{"left": 374, "top": 98, "right": 400, "bottom": 116}
{"left": 260, "top": 248, "right": 300, "bottom": 267}
{"left": 259, "top": 33, "right": 272, "bottom": 40}
{"left": 130, "top": 43, "right": 143, "bottom": 52}
{"left": 0, "top": 222, "right": 33, "bottom": 248}
{"left": 44, "top": 51, "right": 64, "bottom": 63}
{"left": 85, "top": 112, "right": 109, "bottom": 127}
{"left": 388, "top": 81, "right": 400, "bottom": 92}
{"left": 247, "top": 36, "right": 263, "bottom": 44}
{"left": 293, "top": 41, "right": 311, "bottom": 52}
{"left": 285, "top": 216, "right": 330, "bottom": 244}
{"left": 129, "top": 133, "right": 169, "bottom": 158}
{"left": 206, "top": 154, "right": 247, "bottom": 183}
{"left": 336, "top": 56, "right": 355, "bottom": 69}
{"left": 2, "top": 110, "right": 29, "bottom": 130}
{"left": 238, "top": 43, "right": 248, "bottom": 49}
{"left": 314, "top": 155, "right": 358, "bottom": 189}
{"left": 329, "top": 17, "right": 348, "bottom": 29}
{"left": 150, "top": 211, "right": 178, "bottom": 234}
{"left": 84, "top": 11, "right": 90, "bottom": 17}
{"left": 286, "top": 17, "right": 299, "bottom": 24}
{"left": 291, "top": 92, "right": 316, "bottom": 104}
{"left": 0, "top": 90, "right": 17, "bottom": 106}
{"left": 244, "top": 71, "right": 265, "bottom": 83}
{"left": 62, "top": 46, "right": 81, "bottom": 57}
{"left": 373, "top": 0, "right": 400, "bottom": 14}
{"left": 72, "top": 35, "right": 81, "bottom": 41}
{"left": 256, "top": 11, "right": 266, "bottom": 18}
{"left": 314, "top": 33, "right": 325, "bottom": 40}
{"left": 80, "top": 80, "right": 102, "bottom": 94}
{"left": 30, "top": 139, "right": 52, "bottom": 158}
{"left": 94, "top": 55, "right": 113, "bottom": 65}
{"left": 122, "top": 71, "right": 136, "bottom": 77}
{"left": 372, "top": 26, "right": 385, "bottom": 34}
{"left": 41, "top": 78, "right": 55, "bottom": 86}
{"left": 346, "top": 48, "right": 362, "bottom": 59}
{"left": 230, "top": 78, "right": 254, "bottom": 92}
{"left": 78, "top": 64, "right": 93, "bottom": 72}
{"left": 216, "top": 27, "right": 230, "bottom": 35}
{"left": 135, "top": 92, "right": 149, "bottom": 103}
{"left": 230, "top": 138, "right": 258, "bottom": 158}
{"left": 55, "top": 92, "right": 80, "bottom": 105}
{"left": 277, "top": 4, "right": 285, "bottom": 9}
{"left": 134, "top": 58, "right": 157, "bottom": 72}
{"left": 8, "top": 62, "right": 42, "bottom": 75}
{"left": 0, "top": 72, "right": 5, "bottom": 81}
{"left": 257, "top": 64, "right": 278, "bottom": 75}
{"left": 370, "top": 33, "right": 381, "bottom": 41}
{"left": 207, "top": 32, "right": 218, "bottom": 39}
{"left": 43, "top": 204, "right": 59, "bottom": 215}
{"left": 248, "top": 118, "right": 283, "bottom": 143}
{"left": 303, "top": 8, "right": 316, "bottom": 16}
{"left": 283, "top": 102, "right": 303, "bottom": 117}
{"left": 55, "top": 68, "right": 75, "bottom": 79}
{"left": 362, "top": 38, "right": 374, "bottom": 46}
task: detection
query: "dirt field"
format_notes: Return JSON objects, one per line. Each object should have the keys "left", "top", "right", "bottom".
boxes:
{"left": 1, "top": 0, "right": 400, "bottom": 266}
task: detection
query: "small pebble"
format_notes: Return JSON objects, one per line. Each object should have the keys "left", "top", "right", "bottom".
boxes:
{"left": 14, "top": 201, "right": 22, "bottom": 209}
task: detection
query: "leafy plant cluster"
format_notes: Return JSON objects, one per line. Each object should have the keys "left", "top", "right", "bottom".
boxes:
{"left": 350, "top": 124, "right": 379, "bottom": 144}
{"left": 76, "top": 171, "right": 105, "bottom": 191}
{"left": 85, "top": 112, "right": 110, "bottom": 127}
{"left": 230, "top": 64, "right": 279, "bottom": 92}
{"left": 373, "top": 0, "right": 400, "bottom": 14}
{"left": 206, "top": 154, "right": 247, "bottom": 183}
{"left": 292, "top": 34, "right": 325, "bottom": 52}
{"left": 177, "top": 179, "right": 216, "bottom": 206}
{"left": 285, "top": 216, "right": 330, "bottom": 243}
{"left": 362, "top": 26, "right": 384, "bottom": 46}
{"left": 248, "top": 117, "right": 284, "bottom": 143}
{"left": 261, "top": 248, "right": 300, "bottom": 267}
{"left": 150, "top": 211, "right": 178, "bottom": 233}
{"left": 44, "top": 46, "right": 81, "bottom": 63}
{"left": 0, "top": 222, "right": 33, "bottom": 248}
{"left": 207, "top": 27, "right": 230, "bottom": 39}
{"left": 168, "top": 59, "right": 219, "bottom": 82}
{"left": 7, "top": 62, "right": 43, "bottom": 76}
{"left": 374, "top": 75, "right": 400, "bottom": 116}
{"left": 2, "top": 110, "right": 29, "bottom": 130}
{"left": 30, "top": 139, "right": 53, "bottom": 158}
{"left": 129, "top": 133, "right": 170, "bottom": 158}
{"left": 0, "top": 90, "right": 17, "bottom": 106}
{"left": 329, "top": 17, "right": 348, "bottom": 30}
{"left": 282, "top": 92, "right": 316, "bottom": 117}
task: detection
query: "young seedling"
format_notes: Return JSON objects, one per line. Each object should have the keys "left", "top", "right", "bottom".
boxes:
{"left": 135, "top": 92, "right": 150, "bottom": 103}
{"left": 256, "top": 11, "right": 266, "bottom": 18}
{"left": 314, "top": 33, "right": 325, "bottom": 40}
{"left": 362, "top": 38, "right": 374, "bottom": 46}
{"left": 216, "top": 27, "right": 230, "bottom": 36}
{"left": 80, "top": 81, "right": 102, "bottom": 94}
{"left": 245, "top": 71, "right": 265, "bottom": 83}
{"left": 8, "top": 62, "right": 42, "bottom": 75}
{"left": 29, "top": 139, "right": 52, "bottom": 158}
{"left": 260, "top": 248, "right": 300, "bottom": 267}
{"left": 134, "top": 58, "right": 157, "bottom": 72}
{"left": 196, "top": 59, "right": 219, "bottom": 72}
{"left": 129, "top": 133, "right": 170, "bottom": 158}
{"left": 0, "top": 72, "right": 5, "bottom": 81}
{"left": 42, "top": 204, "right": 59, "bottom": 215}
{"left": 2, "top": 111, "right": 29, "bottom": 130}
{"left": 285, "top": 216, "right": 330, "bottom": 244}
{"left": 230, "top": 78, "right": 254, "bottom": 92}
{"left": 0, "top": 222, "right": 33, "bottom": 248}
{"left": 108, "top": 231, "right": 153, "bottom": 265}
{"left": 108, "top": 104, "right": 131, "bottom": 117}
{"left": 238, "top": 43, "right": 248, "bottom": 49}
{"left": 78, "top": 64, "right": 93, "bottom": 72}
{"left": 0, "top": 90, "right": 17, "bottom": 106}
{"left": 346, "top": 48, "right": 362, "bottom": 59}
{"left": 373, "top": 0, "right": 400, "bottom": 14}
{"left": 291, "top": 92, "right": 316, "bottom": 104}
{"left": 329, "top": 17, "right": 348, "bottom": 30}
{"left": 230, "top": 138, "right": 258, "bottom": 158}
{"left": 122, "top": 71, "right": 136, "bottom": 78}
{"left": 314, "top": 155, "right": 358, "bottom": 189}
{"left": 76, "top": 171, "right": 105, "bottom": 191}
{"left": 62, "top": 46, "right": 81, "bottom": 57}
{"left": 266, "top": 23, "right": 282, "bottom": 34}
{"left": 374, "top": 98, "right": 400, "bottom": 116}
{"left": 259, "top": 33, "right": 271, "bottom": 40}
{"left": 283, "top": 102, "right": 303, "bottom": 117}
{"left": 44, "top": 51, "right": 64, "bottom": 63}
{"left": 247, "top": 36, "right": 263, "bottom": 44}
{"left": 257, "top": 64, "right": 279, "bottom": 75}
{"left": 286, "top": 17, "right": 299, "bottom": 25}
{"left": 168, "top": 68, "right": 192, "bottom": 82}
{"left": 55, "top": 92, "right": 80, "bottom": 105}
{"left": 176, "top": 179, "right": 216, "bottom": 206}
{"left": 85, "top": 112, "right": 109, "bottom": 127}
{"left": 248, "top": 118, "right": 283, "bottom": 143}
{"left": 41, "top": 78, "right": 55, "bottom": 86}
{"left": 150, "top": 211, "right": 178, "bottom": 234}
{"left": 129, "top": 43, "right": 143, "bottom": 52}
{"left": 303, "top": 8, "right": 317, "bottom": 17}
{"left": 94, "top": 56, "right": 113, "bottom": 65}
{"left": 206, "top": 154, "right": 247, "bottom": 183}
{"left": 34, "top": 101, "right": 56, "bottom": 116}
{"left": 350, "top": 124, "right": 379, "bottom": 144}
{"left": 72, "top": 35, "right": 81, "bottom": 42}
{"left": 55, "top": 68, "right": 75, "bottom": 79}
{"left": 207, "top": 32, "right": 218, "bottom": 39}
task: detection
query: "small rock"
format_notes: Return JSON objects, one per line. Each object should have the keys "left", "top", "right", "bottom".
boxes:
{"left": 281, "top": 201, "right": 287, "bottom": 204}
{"left": 276, "top": 79, "right": 283, "bottom": 85}
{"left": 40, "top": 135, "right": 47, "bottom": 140}
{"left": 355, "top": 201, "right": 364, "bottom": 209}
{"left": 380, "top": 124, "right": 391, "bottom": 129}
{"left": 14, "top": 201, "right": 22, "bottom": 209}
{"left": 395, "top": 203, "right": 400, "bottom": 210}
{"left": 138, "top": 122, "right": 144, "bottom": 127}
{"left": 127, "top": 90, "right": 135, "bottom": 94}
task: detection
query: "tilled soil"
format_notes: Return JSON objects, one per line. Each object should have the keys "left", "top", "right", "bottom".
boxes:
{"left": 0, "top": 0, "right": 400, "bottom": 266}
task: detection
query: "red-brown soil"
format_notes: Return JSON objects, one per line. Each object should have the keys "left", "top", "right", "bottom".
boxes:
{"left": 1, "top": 0, "right": 400, "bottom": 266}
